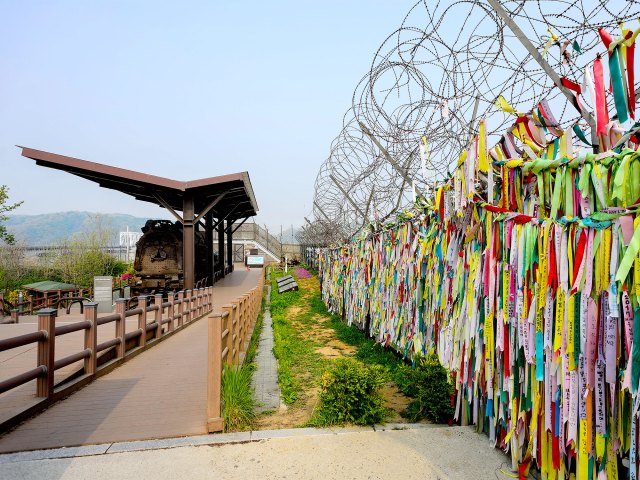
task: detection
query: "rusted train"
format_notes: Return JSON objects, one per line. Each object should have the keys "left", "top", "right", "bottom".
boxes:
{"left": 132, "top": 220, "right": 212, "bottom": 294}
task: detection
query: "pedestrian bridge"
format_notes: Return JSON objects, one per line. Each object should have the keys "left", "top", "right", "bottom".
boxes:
{"left": 0, "top": 266, "right": 263, "bottom": 453}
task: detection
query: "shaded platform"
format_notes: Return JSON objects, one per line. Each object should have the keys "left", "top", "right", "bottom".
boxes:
{"left": 0, "top": 266, "right": 262, "bottom": 453}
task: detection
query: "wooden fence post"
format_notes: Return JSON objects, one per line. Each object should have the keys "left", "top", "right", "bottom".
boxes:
{"left": 242, "top": 294, "right": 250, "bottom": 350}
{"left": 185, "top": 290, "right": 192, "bottom": 323}
{"left": 84, "top": 302, "right": 98, "bottom": 375}
{"left": 36, "top": 308, "right": 56, "bottom": 397}
{"left": 154, "top": 294, "right": 163, "bottom": 339}
{"left": 231, "top": 301, "right": 240, "bottom": 364}
{"left": 10, "top": 309, "right": 19, "bottom": 324}
{"left": 137, "top": 295, "right": 148, "bottom": 348}
{"left": 168, "top": 292, "right": 175, "bottom": 332}
{"left": 115, "top": 299, "right": 127, "bottom": 358}
{"left": 222, "top": 304, "right": 235, "bottom": 365}
{"left": 177, "top": 291, "right": 184, "bottom": 327}
{"left": 207, "top": 313, "right": 224, "bottom": 432}
{"left": 193, "top": 289, "right": 198, "bottom": 318}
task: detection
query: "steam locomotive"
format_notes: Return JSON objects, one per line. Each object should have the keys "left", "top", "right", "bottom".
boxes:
{"left": 132, "top": 220, "right": 212, "bottom": 294}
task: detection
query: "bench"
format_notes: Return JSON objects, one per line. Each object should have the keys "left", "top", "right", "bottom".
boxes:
{"left": 277, "top": 276, "right": 299, "bottom": 294}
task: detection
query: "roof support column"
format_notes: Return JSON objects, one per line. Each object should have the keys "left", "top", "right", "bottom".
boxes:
{"left": 183, "top": 192, "right": 195, "bottom": 290}
{"left": 205, "top": 211, "right": 214, "bottom": 286}
{"left": 226, "top": 220, "right": 233, "bottom": 273}
{"left": 217, "top": 219, "right": 225, "bottom": 278}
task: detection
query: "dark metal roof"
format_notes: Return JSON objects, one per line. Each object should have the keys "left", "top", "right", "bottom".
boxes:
{"left": 19, "top": 146, "right": 258, "bottom": 220}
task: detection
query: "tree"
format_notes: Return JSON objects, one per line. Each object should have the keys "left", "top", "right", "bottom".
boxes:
{"left": 0, "top": 185, "right": 23, "bottom": 245}
{"left": 54, "top": 214, "right": 125, "bottom": 287}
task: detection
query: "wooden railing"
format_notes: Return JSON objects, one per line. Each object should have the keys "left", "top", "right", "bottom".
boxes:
{"left": 207, "top": 275, "right": 265, "bottom": 432}
{"left": 0, "top": 287, "right": 214, "bottom": 402}
{"left": 0, "top": 289, "right": 92, "bottom": 323}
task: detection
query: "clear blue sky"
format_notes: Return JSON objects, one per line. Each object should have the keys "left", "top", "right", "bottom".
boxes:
{"left": 0, "top": 0, "right": 416, "bottom": 232}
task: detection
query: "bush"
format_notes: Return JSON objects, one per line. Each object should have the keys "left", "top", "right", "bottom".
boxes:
{"left": 403, "top": 354, "right": 454, "bottom": 423}
{"left": 313, "top": 358, "right": 388, "bottom": 426}
{"left": 221, "top": 365, "right": 255, "bottom": 431}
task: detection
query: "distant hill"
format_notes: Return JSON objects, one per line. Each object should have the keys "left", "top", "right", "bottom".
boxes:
{"left": 5, "top": 212, "right": 160, "bottom": 246}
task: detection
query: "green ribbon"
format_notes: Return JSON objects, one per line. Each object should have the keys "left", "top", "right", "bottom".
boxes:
{"left": 573, "top": 124, "right": 592, "bottom": 146}
{"left": 615, "top": 220, "right": 640, "bottom": 283}
{"left": 573, "top": 40, "right": 582, "bottom": 55}
{"left": 609, "top": 46, "right": 629, "bottom": 124}
{"left": 550, "top": 167, "right": 564, "bottom": 219}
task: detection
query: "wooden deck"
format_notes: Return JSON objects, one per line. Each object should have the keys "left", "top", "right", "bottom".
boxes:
{"left": 0, "top": 266, "right": 262, "bottom": 453}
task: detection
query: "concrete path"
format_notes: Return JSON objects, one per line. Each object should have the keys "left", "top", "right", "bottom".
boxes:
{"left": 0, "top": 425, "right": 525, "bottom": 480}
{"left": 251, "top": 284, "right": 281, "bottom": 413}
{"left": 0, "top": 266, "right": 262, "bottom": 453}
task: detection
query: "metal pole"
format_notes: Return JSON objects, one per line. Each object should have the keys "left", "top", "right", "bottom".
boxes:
{"left": 314, "top": 201, "right": 332, "bottom": 223}
{"left": 329, "top": 174, "right": 367, "bottom": 219}
{"left": 359, "top": 121, "right": 424, "bottom": 198}
{"left": 486, "top": 0, "right": 598, "bottom": 151}
{"left": 364, "top": 187, "right": 375, "bottom": 224}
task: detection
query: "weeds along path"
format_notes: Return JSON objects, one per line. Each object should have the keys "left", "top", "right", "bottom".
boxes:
{"left": 256, "top": 269, "right": 412, "bottom": 430}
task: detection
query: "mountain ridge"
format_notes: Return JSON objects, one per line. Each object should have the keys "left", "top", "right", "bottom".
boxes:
{"left": 5, "top": 211, "right": 163, "bottom": 246}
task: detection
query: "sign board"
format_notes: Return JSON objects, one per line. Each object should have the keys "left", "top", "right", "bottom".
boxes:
{"left": 247, "top": 255, "right": 264, "bottom": 267}
{"left": 94, "top": 276, "right": 113, "bottom": 313}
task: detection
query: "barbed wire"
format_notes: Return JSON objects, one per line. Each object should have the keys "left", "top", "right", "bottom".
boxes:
{"left": 299, "top": 0, "right": 640, "bottom": 246}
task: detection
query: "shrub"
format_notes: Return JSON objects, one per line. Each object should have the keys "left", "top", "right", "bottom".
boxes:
{"left": 313, "top": 357, "right": 388, "bottom": 426}
{"left": 403, "top": 354, "right": 454, "bottom": 423}
{"left": 221, "top": 365, "right": 255, "bottom": 431}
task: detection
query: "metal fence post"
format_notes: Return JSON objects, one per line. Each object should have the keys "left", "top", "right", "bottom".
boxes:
{"left": 36, "top": 308, "right": 56, "bottom": 397}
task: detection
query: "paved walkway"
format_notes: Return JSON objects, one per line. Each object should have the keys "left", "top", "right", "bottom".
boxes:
{"left": 1, "top": 315, "right": 148, "bottom": 428}
{"left": 251, "top": 284, "right": 281, "bottom": 413}
{"left": 0, "top": 425, "right": 528, "bottom": 480}
{"left": 0, "top": 266, "right": 262, "bottom": 453}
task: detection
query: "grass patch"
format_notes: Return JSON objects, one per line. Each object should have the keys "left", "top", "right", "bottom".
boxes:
{"left": 222, "top": 280, "right": 267, "bottom": 432}
{"left": 270, "top": 271, "right": 327, "bottom": 405}
{"left": 222, "top": 364, "right": 255, "bottom": 431}
{"left": 245, "top": 295, "right": 266, "bottom": 365}
{"left": 309, "top": 357, "right": 388, "bottom": 426}
{"left": 268, "top": 265, "right": 451, "bottom": 427}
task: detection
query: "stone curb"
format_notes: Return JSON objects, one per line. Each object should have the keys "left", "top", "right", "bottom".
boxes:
{"left": 0, "top": 424, "right": 434, "bottom": 464}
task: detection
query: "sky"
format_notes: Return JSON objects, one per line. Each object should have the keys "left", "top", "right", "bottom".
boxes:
{"left": 0, "top": 0, "right": 417, "bottom": 233}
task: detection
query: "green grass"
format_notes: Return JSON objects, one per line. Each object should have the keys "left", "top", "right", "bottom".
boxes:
{"left": 244, "top": 295, "right": 266, "bottom": 365}
{"left": 270, "top": 272, "right": 328, "bottom": 405}
{"left": 222, "top": 281, "right": 267, "bottom": 431}
{"left": 269, "top": 267, "right": 446, "bottom": 425}
{"left": 221, "top": 364, "right": 256, "bottom": 431}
